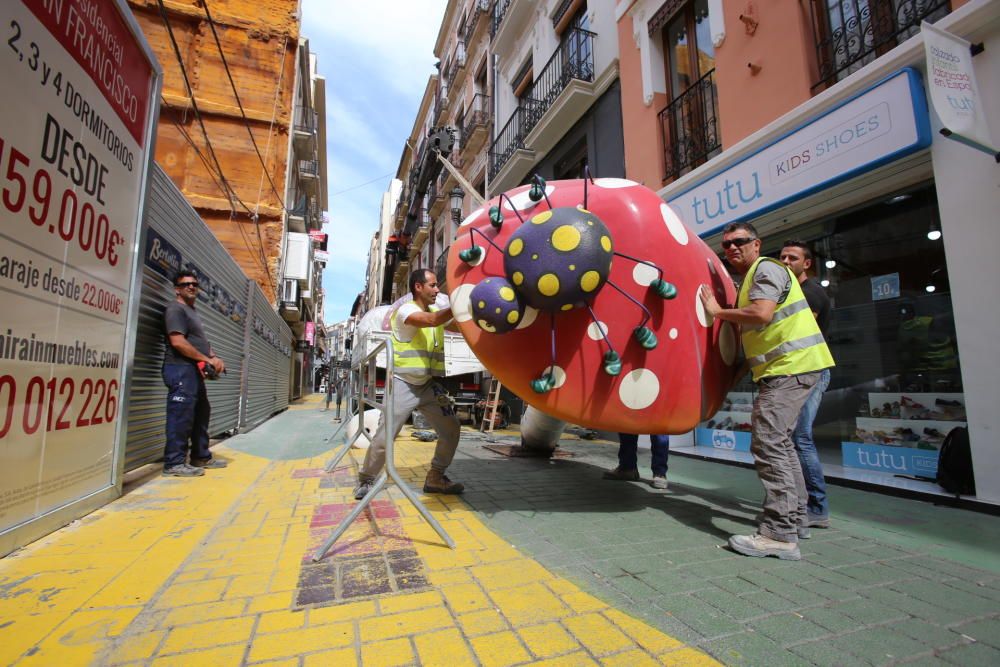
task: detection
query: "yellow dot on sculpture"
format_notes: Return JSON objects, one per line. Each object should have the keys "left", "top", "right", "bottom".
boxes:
{"left": 499, "top": 287, "right": 515, "bottom": 301}
{"left": 531, "top": 210, "right": 553, "bottom": 225}
{"left": 532, "top": 254, "right": 539, "bottom": 260}
{"left": 478, "top": 300, "right": 485, "bottom": 309}
{"left": 551, "top": 225, "right": 581, "bottom": 252}
{"left": 538, "top": 273, "right": 560, "bottom": 297}
{"left": 569, "top": 264, "right": 576, "bottom": 271}
{"left": 601, "top": 235, "right": 612, "bottom": 252}
{"left": 513, "top": 271, "right": 524, "bottom": 285}
{"left": 495, "top": 307, "right": 502, "bottom": 314}
{"left": 561, "top": 304, "right": 574, "bottom": 311}
{"left": 581, "top": 270, "right": 601, "bottom": 293}
{"left": 478, "top": 319, "right": 496, "bottom": 333}
{"left": 507, "top": 311, "right": 520, "bottom": 324}
{"left": 508, "top": 238, "right": 524, "bottom": 256}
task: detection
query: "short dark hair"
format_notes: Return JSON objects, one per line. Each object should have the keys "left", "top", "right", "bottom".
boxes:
{"left": 173, "top": 269, "right": 197, "bottom": 286}
{"left": 780, "top": 240, "right": 813, "bottom": 261}
{"left": 722, "top": 222, "right": 759, "bottom": 238}
{"left": 409, "top": 268, "right": 434, "bottom": 294}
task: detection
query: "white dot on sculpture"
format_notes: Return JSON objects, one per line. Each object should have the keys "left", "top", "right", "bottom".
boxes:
{"left": 543, "top": 365, "right": 567, "bottom": 389}
{"left": 632, "top": 262, "right": 659, "bottom": 287}
{"left": 719, "top": 322, "right": 736, "bottom": 365}
{"left": 661, "top": 203, "right": 689, "bottom": 245}
{"left": 450, "top": 284, "right": 475, "bottom": 322}
{"left": 695, "top": 289, "right": 713, "bottom": 328}
{"left": 503, "top": 185, "right": 555, "bottom": 212}
{"left": 516, "top": 306, "right": 539, "bottom": 330}
{"left": 619, "top": 369, "right": 660, "bottom": 410}
{"left": 587, "top": 321, "right": 609, "bottom": 340}
{"left": 593, "top": 178, "right": 639, "bottom": 189}
{"left": 459, "top": 208, "right": 483, "bottom": 228}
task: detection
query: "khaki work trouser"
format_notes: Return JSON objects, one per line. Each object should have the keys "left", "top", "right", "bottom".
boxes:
{"left": 751, "top": 371, "right": 822, "bottom": 543}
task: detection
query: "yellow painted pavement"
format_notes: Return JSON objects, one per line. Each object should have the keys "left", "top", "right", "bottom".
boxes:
{"left": 0, "top": 399, "right": 719, "bottom": 666}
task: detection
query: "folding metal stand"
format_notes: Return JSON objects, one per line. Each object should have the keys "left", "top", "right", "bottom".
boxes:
{"left": 312, "top": 336, "right": 455, "bottom": 562}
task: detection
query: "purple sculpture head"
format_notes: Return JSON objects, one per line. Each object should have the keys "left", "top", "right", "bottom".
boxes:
{"left": 469, "top": 277, "right": 525, "bottom": 333}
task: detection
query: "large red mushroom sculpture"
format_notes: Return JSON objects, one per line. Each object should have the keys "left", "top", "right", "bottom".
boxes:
{"left": 447, "top": 174, "right": 739, "bottom": 435}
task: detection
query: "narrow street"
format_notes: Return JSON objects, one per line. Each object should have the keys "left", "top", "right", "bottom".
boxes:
{"left": 1, "top": 396, "right": 998, "bottom": 666}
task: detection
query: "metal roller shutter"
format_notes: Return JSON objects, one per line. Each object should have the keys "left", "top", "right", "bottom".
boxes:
{"left": 244, "top": 284, "right": 293, "bottom": 430}
{"left": 125, "top": 165, "right": 259, "bottom": 469}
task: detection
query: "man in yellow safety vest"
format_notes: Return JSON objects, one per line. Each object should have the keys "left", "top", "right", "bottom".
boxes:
{"left": 699, "top": 222, "right": 834, "bottom": 561}
{"left": 354, "top": 269, "right": 466, "bottom": 500}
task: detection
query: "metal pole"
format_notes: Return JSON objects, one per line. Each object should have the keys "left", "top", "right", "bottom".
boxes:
{"left": 312, "top": 336, "right": 455, "bottom": 562}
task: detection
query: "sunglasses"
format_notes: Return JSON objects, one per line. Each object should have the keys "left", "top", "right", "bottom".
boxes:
{"left": 176, "top": 282, "right": 200, "bottom": 288}
{"left": 721, "top": 237, "right": 757, "bottom": 250}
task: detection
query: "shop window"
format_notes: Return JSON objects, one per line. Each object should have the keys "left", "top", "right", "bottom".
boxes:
{"left": 808, "top": 0, "right": 950, "bottom": 92}
{"left": 656, "top": 0, "right": 720, "bottom": 182}
{"left": 694, "top": 185, "right": 967, "bottom": 491}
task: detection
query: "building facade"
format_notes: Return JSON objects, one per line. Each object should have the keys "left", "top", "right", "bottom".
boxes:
{"left": 617, "top": 0, "right": 999, "bottom": 504}
{"left": 128, "top": 1, "right": 328, "bottom": 399}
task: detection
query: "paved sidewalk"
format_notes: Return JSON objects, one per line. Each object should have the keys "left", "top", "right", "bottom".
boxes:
{"left": 1, "top": 396, "right": 998, "bottom": 666}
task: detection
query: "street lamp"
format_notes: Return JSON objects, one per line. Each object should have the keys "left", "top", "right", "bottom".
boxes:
{"left": 450, "top": 187, "right": 465, "bottom": 226}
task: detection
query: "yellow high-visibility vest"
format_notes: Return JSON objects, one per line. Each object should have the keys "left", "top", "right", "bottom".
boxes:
{"left": 391, "top": 304, "right": 445, "bottom": 382}
{"left": 737, "top": 257, "right": 834, "bottom": 382}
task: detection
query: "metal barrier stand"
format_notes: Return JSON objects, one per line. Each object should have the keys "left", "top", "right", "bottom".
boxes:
{"left": 312, "top": 337, "right": 455, "bottom": 562}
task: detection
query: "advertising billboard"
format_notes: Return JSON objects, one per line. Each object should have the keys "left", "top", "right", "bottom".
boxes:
{"left": 0, "top": 0, "right": 160, "bottom": 551}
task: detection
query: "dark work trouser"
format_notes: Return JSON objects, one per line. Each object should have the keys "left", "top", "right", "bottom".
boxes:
{"left": 162, "top": 363, "right": 212, "bottom": 467}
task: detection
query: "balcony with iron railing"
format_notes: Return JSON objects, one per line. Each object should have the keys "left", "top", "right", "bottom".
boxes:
{"left": 292, "top": 105, "right": 317, "bottom": 155}
{"left": 460, "top": 93, "right": 491, "bottom": 156}
{"left": 488, "top": 106, "right": 529, "bottom": 182}
{"left": 297, "top": 159, "right": 320, "bottom": 192}
{"left": 433, "top": 83, "right": 449, "bottom": 121}
{"left": 446, "top": 41, "right": 467, "bottom": 95}
{"left": 809, "top": 0, "right": 949, "bottom": 90}
{"left": 657, "top": 68, "right": 720, "bottom": 182}
{"left": 434, "top": 247, "right": 449, "bottom": 289}
{"left": 428, "top": 176, "right": 447, "bottom": 218}
{"left": 490, "top": 0, "right": 512, "bottom": 38}
{"left": 463, "top": 0, "right": 490, "bottom": 45}
{"left": 488, "top": 28, "right": 596, "bottom": 182}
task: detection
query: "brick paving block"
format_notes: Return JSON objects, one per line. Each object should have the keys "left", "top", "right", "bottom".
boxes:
{"left": 518, "top": 622, "right": 578, "bottom": 659}
{"left": 831, "top": 596, "right": 908, "bottom": 625}
{"left": 693, "top": 588, "right": 769, "bottom": 622}
{"left": 796, "top": 579, "right": 859, "bottom": 603}
{"left": 656, "top": 594, "right": 744, "bottom": 639}
{"left": 703, "top": 631, "right": 807, "bottom": 667}
{"left": 360, "top": 636, "right": 413, "bottom": 667}
{"left": 836, "top": 627, "right": 935, "bottom": 664}
{"left": 800, "top": 605, "right": 866, "bottom": 633}
{"left": 414, "top": 628, "right": 477, "bottom": 666}
{"left": 470, "top": 630, "right": 532, "bottom": 667}
{"left": 952, "top": 618, "right": 1000, "bottom": 648}
{"left": 891, "top": 618, "right": 964, "bottom": 650}
{"left": 709, "top": 576, "right": 759, "bottom": 597}
{"left": 835, "top": 561, "right": 918, "bottom": 587}
{"left": 149, "top": 644, "right": 246, "bottom": 667}
{"left": 789, "top": 638, "right": 866, "bottom": 666}
{"left": 607, "top": 575, "right": 660, "bottom": 601}
{"left": 750, "top": 579, "right": 823, "bottom": 608}
{"left": 936, "top": 640, "right": 1000, "bottom": 666}
{"left": 898, "top": 580, "right": 1000, "bottom": 618}
{"left": 528, "top": 652, "right": 601, "bottom": 666}
{"left": 563, "top": 612, "right": 634, "bottom": 656}
{"left": 601, "top": 648, "right": 665, "bottom": 667}
{"left": 941, "top": 577, "right": 1000, "bottom": 603}
{"left": 457, "top": 609, "right": 509, "bottom": 637}
{"left": 742, "top": 590, "right": 801, "bottom": 614}
{"left": 860, "top": 586, "right": 968, "bottom": 625}
{"left": 303, "top": 648, "right": 358, "bottom": 667}
{"left": 750, "top": 613, "right": 830, "bottom": 646}
{"left": 490, "top": 582, "right": 572, "bottom": 627}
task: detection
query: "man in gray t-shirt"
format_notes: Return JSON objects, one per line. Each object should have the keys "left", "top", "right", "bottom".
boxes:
{"left": 161, "top": 270, "right": 227, "bottom": 477}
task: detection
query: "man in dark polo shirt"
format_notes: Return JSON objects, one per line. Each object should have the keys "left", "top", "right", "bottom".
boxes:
{"left": 779, "top": 240, "right": 832, "bottom": 528}
{"left": 162, "top": 270, "right": 227, "bottom": 477}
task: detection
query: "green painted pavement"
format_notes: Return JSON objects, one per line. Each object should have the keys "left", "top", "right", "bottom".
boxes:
{"left": 446, "top": 433, "right": 1000, "bottom": 666}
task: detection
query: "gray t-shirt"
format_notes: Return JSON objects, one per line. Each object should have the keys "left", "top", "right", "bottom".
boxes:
{"left": 748, "top": 260, "right": 792, "bottom": 305}
{"left": 164, "top": 301, "right": 212, "bottom": 365}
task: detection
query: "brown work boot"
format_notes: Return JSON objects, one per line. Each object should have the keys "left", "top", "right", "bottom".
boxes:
{"left": 423, "top": 469, "right": 464, "bottom": 494}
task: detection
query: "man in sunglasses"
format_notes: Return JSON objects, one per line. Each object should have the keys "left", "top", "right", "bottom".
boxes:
{"left": 699, "top": 223, "right": 833, "bottom": 560}
{"left": 162, "top": 269, "right": 227, "bottom": 477}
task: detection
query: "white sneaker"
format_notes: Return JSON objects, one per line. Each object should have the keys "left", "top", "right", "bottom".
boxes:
{"left": 650, "top": 475, "right": 668, "bottom": 490}
{"left": 728, "top": 533, "right": 801, "bottom": 560}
